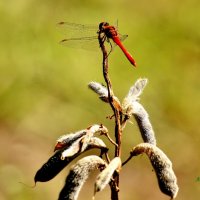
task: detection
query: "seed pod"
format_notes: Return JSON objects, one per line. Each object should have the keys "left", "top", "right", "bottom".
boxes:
{"left": 83, "top": 136, "right": 108, "bottom": 155}
{"left": 87, "top": 137, "right": 107, "bottom": 149}
{"left": 88, "top": 82, "right": 121, "bottom": 108}
{"left": 88, "top": 82, "right": 108, "bottom": 97}
{"left": 34, "top": 150, "right": 78, "bottom": 183}
{"left": 61, "top": 138, "right": 83, "bottom": 159}
{"left": 61, "top": 136, "right": 108, "bottom": 160}
{"left": 122, "top": 78, "right": 148, "bottom": 112}
{"left": 131, "top": 143, "right": 179, "bottom": 199}
{"left": 58, "top": 155, "right": 106, "bottom": 200}
{"left": 86, "top": 124, "right": 108, "bottom": 135}
{"left": 55, "top": 130, "right": 87, "bottom": 151}
{"left": 99, "top": 95, "right": 109, "bottom": 103}
{"left": 94, "top": 157, "right": 121, "bottom": 194}
{"left": 80, "top": 124, "right": 108, "bottom": 151}
{"left": 131, "top": 101, "right": 156, "bottom": 145}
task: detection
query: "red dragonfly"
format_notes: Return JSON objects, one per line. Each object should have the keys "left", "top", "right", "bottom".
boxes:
{"left": 58, "top": 22, "right": 136, "bottom": 67}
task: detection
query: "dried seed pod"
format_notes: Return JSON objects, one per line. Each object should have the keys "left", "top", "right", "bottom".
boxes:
{"left": 87, "top": 137, "right": 107, "bottom": 149}
{"left": 94, "top": 157, "right": 121, "bottom": 194}
{"left": 58, "top": 155, "right": 106, "bottom": 200}
{"left": 34, "top": 150, "right": 79, "bottom": 183}
{"left": 61, "top": 136, "right": 108, "bottom": 160}
{"left": 79, "top": 124, "right": 108, "bottom": 152}
{"left": 55, "top": 130, "right": 87, "bottom": 151}
{"left": 61, "top": 138, "right": 83, "bottom": 159}
{"left": 86, "top": 124, "right": 108, "bottom": 135}
{"left": 60, "top": 125, "right": 110, "bottom": 159}
{"left": 56, "top": 124, "right": 108, "bottom": 156}
{"left": 82, "top": 136, "right": 108, "bottom": 155}
{"left": 122, "top": 78, "right": 148, "bottom": 111}
{"left": 99, "top": 95, "right": 109, "bottom": 103}
{"left": 88, "top": 82, "right": 121, "bottom": 109}
{"left": 88, "top": 82, "right": 108, "bottom": 97}
{"left": 131, "top": 101, "right": 156, "bottom": 145}
{"left": 131, "top": 143, "right": 179, "bottom": 199}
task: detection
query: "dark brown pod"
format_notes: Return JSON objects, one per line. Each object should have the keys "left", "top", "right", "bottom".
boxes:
{"left": 34, "top": 150, "right": 77, "bottom": 183}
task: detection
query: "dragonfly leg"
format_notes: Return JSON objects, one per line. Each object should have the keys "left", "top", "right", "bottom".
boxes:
{"left": 107, "top": 40, "right": 113, "bottom": 57}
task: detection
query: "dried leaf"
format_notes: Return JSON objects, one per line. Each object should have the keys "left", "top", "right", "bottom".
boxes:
{"left": 94, "top": 157, "right": 121, "bottom": 195}
{"left": 58, "top": 155, "right": 106, "bottom": 200}
{"left": 131, "top": 143, "right": 179, "bottom": 199}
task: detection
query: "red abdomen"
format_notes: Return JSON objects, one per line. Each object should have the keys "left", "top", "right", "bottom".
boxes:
{"left": 112, "top": 36, "right": 136, "bottom": 67}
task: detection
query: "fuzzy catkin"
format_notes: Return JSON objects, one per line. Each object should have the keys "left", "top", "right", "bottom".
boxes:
{"left": 131, "top": 143, "right": 179, "bottom": 199}
{"left": 58, "top": 155, "right": 106, "bottom": 200}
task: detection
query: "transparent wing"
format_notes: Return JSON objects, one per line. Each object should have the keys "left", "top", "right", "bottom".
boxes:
{"left": 58, "top": 22, "right": 129, "bottom": 51}
{"left": 60, "top": 36, "right": 99, "bottom": 51}
{"left": 119, "top": 34, "right": 128, "bottom": 42}
{"left": 57, "top": 22, "right": 98, "bottom": 38}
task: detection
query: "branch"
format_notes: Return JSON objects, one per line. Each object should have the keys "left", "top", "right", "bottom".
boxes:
{"left": 98, "top": 30, "right": 123, "bottom": 200}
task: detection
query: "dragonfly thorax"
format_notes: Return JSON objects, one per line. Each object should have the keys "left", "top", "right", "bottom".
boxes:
{"left": 99, "top": 22, "right": 118, "bottom": 39}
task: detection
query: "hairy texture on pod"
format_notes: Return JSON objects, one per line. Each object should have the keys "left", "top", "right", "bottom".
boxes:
{"left": 122, "top": 78, "right": 148, "bottom": 111}
{"left": 56, "top": 124, "right": 108, "bottom": 158}
{"left": 61, "top": 138, "right": 83, "bottom": 159}
{"left": 61, "top": 136, "right": 108, "bottom": 160}
{"left": 94, "top": 157, "right": 121, "bottom": 194}
{"left": 126, "top": 78, "right": 148, "bottom": 100}
{"left": 87, "top": 137, "right": 107, "bottom": 149}
{"left": 131, "top": 143, "right": 179, "bottom": 199}
{"left": 55, "top": 130, "right": 87, "bottom": 151}
{"left": 35, "top": 137, "right": 108, "bottom": 183}
{"left": 88, "top": 82, "right": 121, "bottom": 109}
{"left": 58, "top": 155, "right": 106, "bottom": 200}
{"left": 131, "top": 101, "right": 156, "bottom": 145}
{"left": 88, "top": 82, "right": 108, "bottom": 97}
{"left": 86, "top": 124, "right": 108, "bottom": 136}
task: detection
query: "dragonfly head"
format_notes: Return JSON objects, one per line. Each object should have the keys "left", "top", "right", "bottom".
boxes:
{"left": 99, "top": 22, "right": 109, "bottom": 31}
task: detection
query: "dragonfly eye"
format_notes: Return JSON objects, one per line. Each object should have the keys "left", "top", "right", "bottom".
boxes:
{"left": 99, "top": 22, "right": 109, "bottom": 30}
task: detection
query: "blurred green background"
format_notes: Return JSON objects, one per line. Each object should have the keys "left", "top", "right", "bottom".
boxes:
{"left": 0, "top": 0, "right": 200, "bottom": 199}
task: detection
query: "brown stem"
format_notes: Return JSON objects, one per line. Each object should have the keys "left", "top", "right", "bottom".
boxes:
{"left": 98, "top": 32, "right": 123, "bottom": 200}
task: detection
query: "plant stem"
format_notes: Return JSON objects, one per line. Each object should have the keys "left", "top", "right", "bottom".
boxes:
{"left": 98, "top": 33, "right": 123, "bottom": 200}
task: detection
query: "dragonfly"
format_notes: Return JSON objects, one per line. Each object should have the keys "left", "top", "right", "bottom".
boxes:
{"left": 58, "top": 22, "right": 136, "bottom": 67}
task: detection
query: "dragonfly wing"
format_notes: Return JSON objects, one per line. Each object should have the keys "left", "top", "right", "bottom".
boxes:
{"left": 119, "top": 34, "right": 128, "bottom": 42}
{"left": 60, "top": 36, "right": 99, "bottom": 51}
{"left": 57, "top": 22, "right": 97, "bottom": 30}
{"left": 57, "top": 22, "right": 98, "bottom": 38}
